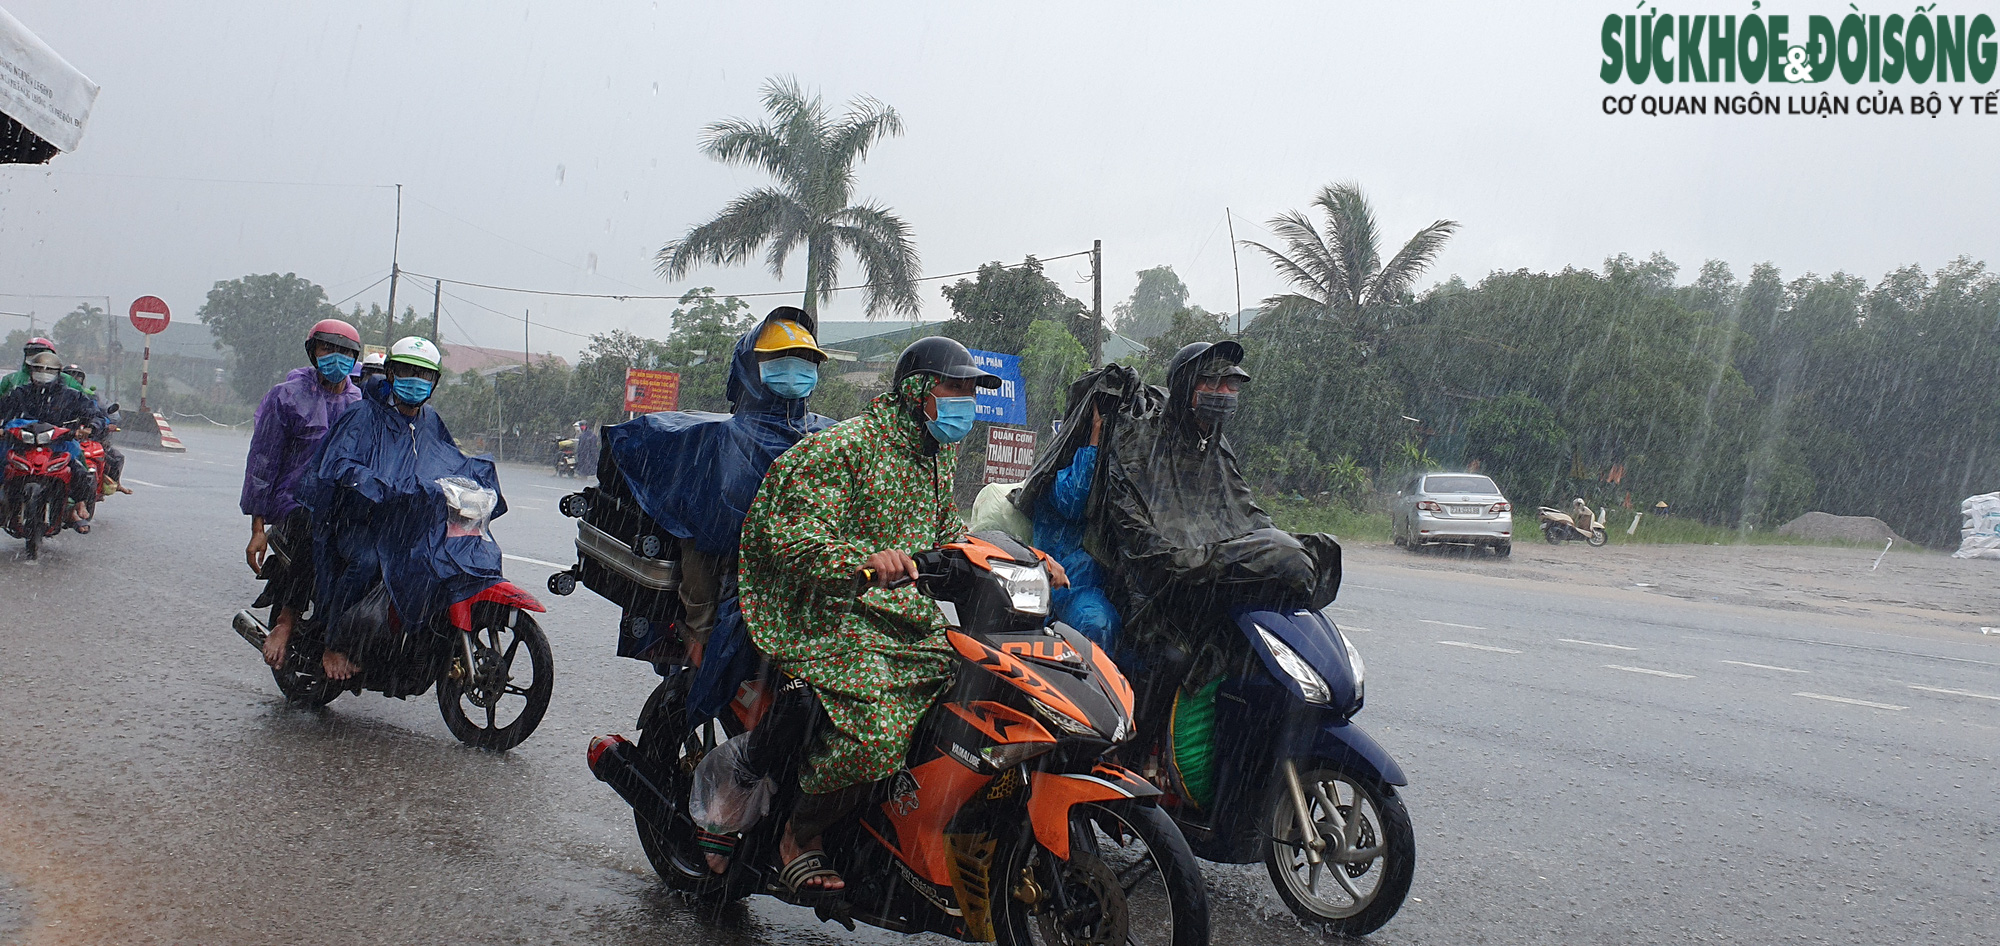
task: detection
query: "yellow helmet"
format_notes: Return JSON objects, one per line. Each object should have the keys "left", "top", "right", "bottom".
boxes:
{"left": 752, "top": 319, "right": 826, "bottom": 362}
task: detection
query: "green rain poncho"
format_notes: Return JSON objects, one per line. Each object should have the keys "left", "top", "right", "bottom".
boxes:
{"left": 739, "top": 374, "right": 963, "bottom": 794}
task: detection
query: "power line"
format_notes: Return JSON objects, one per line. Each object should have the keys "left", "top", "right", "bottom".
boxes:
{"left": 398, "top": 249, "right": 1094, "bottom": 303}
{"left": 405, "top": 196, "right": 662, "bottom": 296}
{"left": 438, "top": 288, "right": 593, "bottom": 339}
{"left": 329, "top": 273, "right": 392, "bottom": 310}
{"left": 39, "top": 170, "right": 393, "bottom": 189}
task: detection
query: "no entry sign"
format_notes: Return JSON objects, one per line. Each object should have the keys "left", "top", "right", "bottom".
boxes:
{"left": 623, "top": 368, "right": 680, "bottom": 413}
{"left": 128, "top": 296, "right": 171, "bottom": 334}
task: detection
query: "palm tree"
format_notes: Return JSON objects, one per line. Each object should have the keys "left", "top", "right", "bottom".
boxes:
{"left": 657, "top": 77, "right": 922, "bottom": 319}
{"left": 1240, "top": 182, "right": 1458, "bottom": 353}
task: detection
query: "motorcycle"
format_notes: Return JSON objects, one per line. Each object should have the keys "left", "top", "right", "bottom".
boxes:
{"left": 553, "top": 438, "right": 578, "bottom": 477}
{"left": 587, "top": 531, "right": 1210, "bottom": 946}
{"left": 3, "top": 417, "right": 93, "bottom": 559}
{"left": 1121, "top": 599, "right": 1414, "bottom": 936}
{"left": 230, "top": 478, "right": 555, "bottom": 751}
{"left": 1537, "top": 506, "right": 1608, "bottom": 546}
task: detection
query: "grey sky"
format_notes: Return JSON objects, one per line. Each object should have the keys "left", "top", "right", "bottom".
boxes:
{"left": 3, "top": 1, "right": 1995, "bottom": 358}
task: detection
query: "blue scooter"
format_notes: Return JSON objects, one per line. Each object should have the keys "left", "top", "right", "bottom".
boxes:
{"left": 1124, "top": 603, "right": 1412, "bottom": 936}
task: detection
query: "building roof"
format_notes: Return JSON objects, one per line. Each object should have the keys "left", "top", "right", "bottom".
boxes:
{"left": 443, "top": 344, "right": 569, "bottom": 375}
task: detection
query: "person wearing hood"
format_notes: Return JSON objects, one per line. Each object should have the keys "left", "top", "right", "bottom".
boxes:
{"left": 600, "top": 307, "right": 837, "bottom": 679}
{"left": 303, "top": 335, "right": 505, "bottom": 682}
{"left": 240, "top": 319, "right": 365, "bottom": 669}
{"left": 733, "top": 336, "right": 1067, "bottom": 896}
{"left": 0, "top": 349, "right": 104, "bottom": 523}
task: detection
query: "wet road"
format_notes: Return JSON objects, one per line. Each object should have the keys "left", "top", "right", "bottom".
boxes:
{"left": 1, "top": 426, "right": 1993, "bottom": 945}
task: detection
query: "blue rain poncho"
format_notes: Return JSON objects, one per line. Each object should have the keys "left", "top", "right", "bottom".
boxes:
{"left": 302, "top": 383, "right": 508, "bottom": 647}
{"left": 602, "top": 308, "right": 835, "bottom": 720}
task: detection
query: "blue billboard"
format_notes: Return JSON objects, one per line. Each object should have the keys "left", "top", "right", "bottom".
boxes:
{"left": 968, "top": 348, "right": 1026, "bottom": 426}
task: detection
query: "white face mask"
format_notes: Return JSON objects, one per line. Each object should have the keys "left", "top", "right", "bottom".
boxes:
{"left": 29, "top": 369, "right": 57, "bottom": 385}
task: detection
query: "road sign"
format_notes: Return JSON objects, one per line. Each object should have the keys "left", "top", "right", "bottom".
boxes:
{"left": 623, "top": 368, "right": 680, "bottom": 413}
{"left": 983, "top": 426, "right": 1037, "bottom": 485}
{"left": 128, "top": 296, "right": 170, "bottom": 335}
{"left": 969, "top": 348, "right": 1025, "bottom": 426}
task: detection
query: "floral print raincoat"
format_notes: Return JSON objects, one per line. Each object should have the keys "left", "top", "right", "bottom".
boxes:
{"left": 739, "top": 375, "right": 963, "bottom": 794}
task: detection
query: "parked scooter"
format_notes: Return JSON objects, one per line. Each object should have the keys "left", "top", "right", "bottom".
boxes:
{"left": 587, "top": 532, "right": 1209, "bottom": 946}
{"left": 1538, "top": 501, "right": 1608, "bottom": 546}
{"left": 3, "top": 417, "right": 93, "bottom": 559}
{"left": 1120, "top": 598, "right": 1413, "bottom": 936}
{"left": 553, "top": 438, "right": 578, "bottom": 477}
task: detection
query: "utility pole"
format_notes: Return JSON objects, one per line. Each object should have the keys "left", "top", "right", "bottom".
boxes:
{"left": 383, "top": 183, "right": 403, "bottom": 348}
{"left": 104, "top": 296, "right": 116, "bottom": 402}
{"left": 430, "top": 279, "right": 442, "bottom": 341}
{"left": 1226, "top": 209, "right": 1244, "bottom": 336}
{"left": 523, "top": 309, "right": 530, "bottom": 369}
{"left": 1091, "top": 239, "right": 1103, "bottom": 366}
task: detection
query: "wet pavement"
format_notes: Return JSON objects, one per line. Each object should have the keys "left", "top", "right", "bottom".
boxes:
{"left": 1, "top": 426, "right": 1994, "bottom": 944}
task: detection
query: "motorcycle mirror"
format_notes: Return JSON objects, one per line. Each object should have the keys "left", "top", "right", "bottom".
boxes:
{"left": 104, "top": 403, "right": 119, "bottom": 414}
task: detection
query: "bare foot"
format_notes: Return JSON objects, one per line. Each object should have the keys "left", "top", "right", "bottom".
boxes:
{"left": 706, "top": 852, "right": 730, "bottom": 874}
{"left": 322, "top": 650, "right": 360, "bottom": 681}
{"left": 779, "top": 822, "right": 845, "bottom": 892}
{"left": 262, "top": 612, "right": 295, "bottom": 669}
{"left": 114, "top": 482, "right": 132, "bottom": 494}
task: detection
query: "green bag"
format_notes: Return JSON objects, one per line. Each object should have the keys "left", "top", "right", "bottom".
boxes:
{"left": 1168, "top": 678, "right": 1223, "bottom": 809}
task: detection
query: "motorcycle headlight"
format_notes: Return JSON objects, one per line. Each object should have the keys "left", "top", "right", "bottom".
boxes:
{"left": 980, "top": 741, "right": 1056, "bottom": 770}
{"left": 1256, "top": 625, "right": 1332, "bottom": 705}
{"left": 1338, "top": 626, "right": 1366, "bottom": 705}
{"left": 988, "top": 560, "right": 1050, "bottom": 616}
{"left": 1032, "top": 699, "right": 1100, "bottom": 739}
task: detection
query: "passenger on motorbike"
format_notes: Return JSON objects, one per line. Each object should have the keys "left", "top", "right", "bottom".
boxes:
{"left": 735, "top": 336, "right": 1066, "bottom": 895}
{"left": 0, "top": 338, "right": 88, "bottom": 397}
{"left": 306, "top": 335, "right": 456, "bottom": 682}
{"left": 0, "top": 350, "right": 104, "bottom": 527}
{"left": 63, "top": 365, "right": 131, "bottom": 495}
{"left": 241, "top": 319, "right": 365, "bottom": 669}
{"left": 1570, "top": 497, "right": 1595, "bottom": 532}
{"left": 1029, "top": 403, "right": 1121, "bottom": 650}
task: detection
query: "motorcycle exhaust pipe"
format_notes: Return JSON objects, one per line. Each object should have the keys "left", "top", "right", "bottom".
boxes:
{"left": 232, "top": 609, "right": 270, "bottom": 651}
{"left": 587, "top": 734, "right": 678, "bottom": 830}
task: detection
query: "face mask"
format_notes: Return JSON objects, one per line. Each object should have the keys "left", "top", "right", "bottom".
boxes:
{"left": 924, "top": 395, "right": 978, "bottom": 444}
{"left": 392, "top": 376, "right": 434, "bottom": 405}
{"left": 29, "top": 369, "right": 57, "bottom": 385}
{"left": 316, "top": 352, "right": 356, "bottom": 382}
{"left": 758, "top": 356, "right": 819, "bottom": 399}
{"left": 1194, "top": 391, "right": 1239, "bottom": 427}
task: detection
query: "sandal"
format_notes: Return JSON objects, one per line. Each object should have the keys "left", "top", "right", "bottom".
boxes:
{"left": 778, "top": 849, "right": 845, "bottom": 897}
{"left": 694, "top": 829, "right": 738, "bottom": 874}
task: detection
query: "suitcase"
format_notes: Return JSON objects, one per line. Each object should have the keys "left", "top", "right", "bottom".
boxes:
{"left": 550, "top": 432, "right": 684, "bottom": 636}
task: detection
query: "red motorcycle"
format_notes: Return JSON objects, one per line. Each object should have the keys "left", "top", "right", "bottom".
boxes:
{"left": 4, "top": 418, "right": 93, "bottom": 560}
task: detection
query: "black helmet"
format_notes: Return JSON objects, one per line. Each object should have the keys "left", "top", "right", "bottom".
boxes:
{"left": 893, "top": 336, "right": 1001, "bottom": 389}
{"left": 62, "top": 364, "right": 85, "bottom": 383}
{"left": 1166, "top": 340, "right": 1248, "bottom": 420}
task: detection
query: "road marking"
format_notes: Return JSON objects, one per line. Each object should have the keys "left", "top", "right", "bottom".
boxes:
{"left": 1327, "top": 606, "right": 1360, "bottom": 613}
{"left": 1908, "top": 684, "right": 2000, "bottom": 702}
{"left": 1341, "top": 626, "right": 1376, "bottom": 633}
{"left": 1792, "top": 638, "right": 1996, "bottom": 667}
{"left": 1344, "top": 584, "right": 1390, "bottom": 592}
{"left": 1559, "top": 638, "right": 1638, "bottom": 651}
{"left": 1793, "top": 692, "right": 1907, "bottom": 711}
{"left": 1604, "top": 664, "right": 1693, "bottom": 679}
{"left": 1437, "top": 640, "right": 1520, "bottom": 654}
{"left": 122, "top": 478, "right": 172, "bottom": 488}
{"left": 1421, "top": 619, "right": 1486, "bottom": 630}
{"left": 530, "top": 484, "right": 571, "bottom": 491}
{"left": 1720, "top": 659, "right": 1809, "bottom": 674}
{"left": 504, "top": 553, "right": 569, "bottom": 569}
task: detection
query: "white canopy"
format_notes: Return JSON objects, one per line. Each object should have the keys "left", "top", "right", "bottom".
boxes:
{"left": 0, "top": 5, "right": 98, "bottom": 156}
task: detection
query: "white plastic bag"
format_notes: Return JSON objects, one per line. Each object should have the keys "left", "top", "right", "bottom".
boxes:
{"left": 968, "top": 481, "right": 1034, "bottom": 546}
{"left": 688, "top": 732, "right": 774, "bottom": 836}
{"left": 1953, "top": 492, "right": 2000, "bottom": 560}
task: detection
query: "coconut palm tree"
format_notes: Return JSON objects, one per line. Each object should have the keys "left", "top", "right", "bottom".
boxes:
{"left": 657, "top": 77, "right": 922, "bottom": 319}
{"left": 1240, "top": 182, "right": 1458, "bottom": 353}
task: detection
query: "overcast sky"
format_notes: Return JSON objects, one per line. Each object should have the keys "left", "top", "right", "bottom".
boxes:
{"left": 3, "top": 1, "right": 1995, "bottom": 358}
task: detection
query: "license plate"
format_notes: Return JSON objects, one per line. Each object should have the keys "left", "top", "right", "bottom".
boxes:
{"left": 1451, "top": 505, "right": 1483, "bottom": 515}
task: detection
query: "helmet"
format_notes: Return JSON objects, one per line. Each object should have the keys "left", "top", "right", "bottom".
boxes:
{"left": 24, "top": 350, "right": 61, "bottom": 383}
{"left": 387, "top": 336, "right": 443, "bottom": 373}
{"left": 306, "top": 318, "right": 363, "bottom": 356}
{"left": 1165, "top": 340, "right": 1249, "bottom": 423}
{"left": 893, "top": 336, "right": 1000, "bottom": 389}
{"left": 359, "top": 350, "right": 388, "bottom": 375}
{"left": 23, "top": 337, "right": 55, "bottom": 358}
{"left": 62, "top": 364, "right": 85, "bottom": 383}
{"left": 752, "top": 311, "right": 828, "bottom": 362}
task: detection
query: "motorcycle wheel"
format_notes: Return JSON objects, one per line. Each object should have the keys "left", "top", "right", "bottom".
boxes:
{"left": 436, "top": 609, "right": 553, "bottom": 751}
{"left": 1587, "top": 528, "right": 1608, "bottom": 547}
{"left": 273, "top": 661, "right": 342, "bottom": 707}
{"left": 995, "top": 799, "right": 1208, "bottom": 946}
{"left": 632, "top": 683, "right": 758, "bottom": 902}
{"left": 1262, "top": 761, "right": 1414, "bottom": 937}
{"left": 1542, "top": 524, "right": 1563, "bottom": 545}
{"left": 21, "top": 482, "right": 44, "bottom": 560}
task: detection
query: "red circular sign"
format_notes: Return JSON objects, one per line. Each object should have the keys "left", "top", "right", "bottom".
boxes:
{"left": 128, "top": 295, "right": 171, "bottom": 335}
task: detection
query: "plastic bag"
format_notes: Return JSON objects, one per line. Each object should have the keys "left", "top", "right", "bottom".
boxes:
{"left": 1954, "top": 492, "right": 2000, "bottom": 560}
{"left": 968, "top": 481, "right": 1034, "bottom": 546}
{"left": 688, "top": 732, "right": 775, "bottom": 837}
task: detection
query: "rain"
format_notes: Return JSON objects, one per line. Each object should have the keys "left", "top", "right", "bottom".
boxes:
{"left": 1, "top": 3, "right": 1996, "bottom": 945}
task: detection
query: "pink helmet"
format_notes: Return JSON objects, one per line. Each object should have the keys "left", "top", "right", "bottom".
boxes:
{"left": 306, "top": 318, "right": 363, "bottom": 356}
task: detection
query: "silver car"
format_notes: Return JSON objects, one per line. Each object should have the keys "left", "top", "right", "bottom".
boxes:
{"left": 1391, "top": 472, "right": 1513, "bottom": 556}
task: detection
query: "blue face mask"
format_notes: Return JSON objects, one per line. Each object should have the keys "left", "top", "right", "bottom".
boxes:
{"left": 391, "top": 376, "right": 434, "bottom": 405}
{"left": 924, "top": 395, "right": 978, "bottom": 444}
{"left": 758, "top": 356, "right": 819, "bottom": 400}
{"left": 316, "top": 352, "right": 356, "bottom": 383}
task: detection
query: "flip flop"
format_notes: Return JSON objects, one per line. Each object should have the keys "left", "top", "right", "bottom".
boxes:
{"left": 695, "top": 829, "right": 739, "bottom": 873}
{"left": 778, "top": 849, "right": 845, "bottom": 897}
